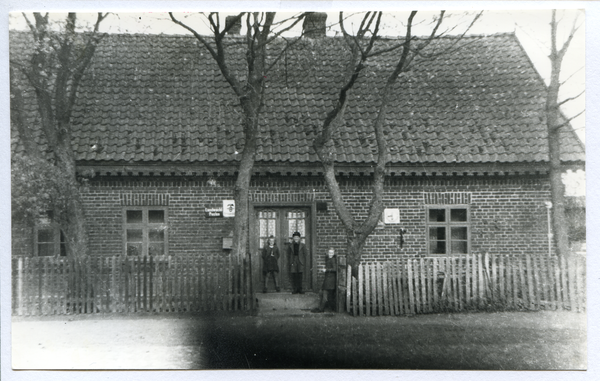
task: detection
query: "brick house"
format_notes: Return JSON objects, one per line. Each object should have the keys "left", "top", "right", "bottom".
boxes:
{"left": 10, "top": 24, "right": 585, "bottom": 293}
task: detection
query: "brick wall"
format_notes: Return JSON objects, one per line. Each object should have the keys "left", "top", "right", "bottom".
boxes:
{"left": 13, "top": 174, "right": 552, "bottom": 285}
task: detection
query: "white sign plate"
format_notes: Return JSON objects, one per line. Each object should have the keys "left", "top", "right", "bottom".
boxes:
{"left": 383, "top": 208, "right": 400, "bottom": 224}
{"left": 223, "top": 200, "right": 235, "bottom": 217}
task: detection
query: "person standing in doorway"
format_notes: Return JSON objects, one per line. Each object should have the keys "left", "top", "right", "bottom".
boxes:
{"left": 287, "top": 231, "right": 306, "bottom": 294}
{"left": 262, "top": 235, "right": 280, "bottom": 293}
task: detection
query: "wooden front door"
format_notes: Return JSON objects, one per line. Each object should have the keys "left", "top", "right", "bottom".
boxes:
{"left": 256, "top": 207, "right": 312, "bottom": 291}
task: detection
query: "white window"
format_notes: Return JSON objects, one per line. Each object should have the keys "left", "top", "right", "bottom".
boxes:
{"left": 258, "top": 210, "right": 278, "bottom": 249}
{"left": 123, "top": 207, "right": 168, "bottom": 256}
{"left": 427, "top": 206, "right": 470, "bottom": 255}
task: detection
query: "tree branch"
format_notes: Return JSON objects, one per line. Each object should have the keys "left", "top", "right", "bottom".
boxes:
{"left": 169, "top": 12, "right": 243, "bottom": 97}
{"left": 556, "top": 90, "right": 585, "bottom": 108}
{"left": 557, "top": 12, "right": 582, "bottom": 61}
{"left": 263, "top": 13, "right": 307, "bottom": 47}
{"left": 559, "top": 66, "right": 583, "bottom": 86}
{"left": 551, "top": 110, "right": 585, "bottom": 132}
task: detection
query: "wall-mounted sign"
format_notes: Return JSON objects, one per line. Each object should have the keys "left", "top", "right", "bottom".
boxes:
{"left": 205, "top": 208, "right": 223, "bottom": 217}
{"left": 383, "top": 208, "right": 400, "bottom": 224}
{"left": 222, "top": 237, "right": 233, "bottom": 249}
{"left": 223, "top": 200, "right": 235, "bottom": 217}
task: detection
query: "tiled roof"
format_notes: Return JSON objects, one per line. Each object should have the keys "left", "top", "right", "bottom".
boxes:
{"left": 10, "top": 32, "right": 585, "bottom": 167}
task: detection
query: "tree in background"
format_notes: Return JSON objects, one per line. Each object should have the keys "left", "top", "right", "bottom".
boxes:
{"left": 10, "top": 13, "right": 108, "bottom": 257}
{"left": 545, "top": 9, "right": 584, "bottom": 257}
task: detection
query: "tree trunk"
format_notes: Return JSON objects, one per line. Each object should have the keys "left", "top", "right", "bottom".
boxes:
{"left": 346, "top": 234, "right": 367, "bottom": 277}
{"left": 231, "top": 103, "right": 259, "bottom": 263}
{"left": 546, "top": 84, "right": 570, "bottom": 258}
{"left": 54, "top": 130, "right": 89, "bottom": 258}
{"left": 546, "top": 10, "right": 576, "bottom": 258}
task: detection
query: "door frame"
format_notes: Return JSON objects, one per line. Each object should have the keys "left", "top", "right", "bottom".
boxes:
{"left": 250, "top": 200, "right": 318, "bottom": 292}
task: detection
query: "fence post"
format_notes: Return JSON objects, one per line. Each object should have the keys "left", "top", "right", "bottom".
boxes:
{"left": 358, "top": 263, "right": 364, "bottom": 316}
{"left": 407, "top": 259, "right": 415, "bottom": 314}
{"left": 365, "top": 263, "right": 371, "bottom": 316}
{"left": 419, "top": 258, "right": 427, "bottom": 313}
{"left": 346, "top": 264, "right": 352, "bottom": 314}
{"left": 352, "top": 276, "right": 358, "bottom": 317}
{"left": 499, "top": 255, "right": 505, "bottom": 303}
{"left": 525, "top": 255, "right": 534, "bottom": 310}
{"left": 369, "top": 263, "right": 376, "bottom": 316}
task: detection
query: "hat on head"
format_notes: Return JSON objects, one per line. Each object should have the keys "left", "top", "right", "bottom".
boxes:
{"left": 292, "top": 231, "right": 301, "bottom": 237}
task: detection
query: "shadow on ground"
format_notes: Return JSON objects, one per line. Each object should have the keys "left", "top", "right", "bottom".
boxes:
{"left": 193, "top": 311, "right": 587, "bottom": 369}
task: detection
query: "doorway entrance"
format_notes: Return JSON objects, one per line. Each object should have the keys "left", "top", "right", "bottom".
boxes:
{"left": 255, "top": 207, "right": 312, "bottom": 292}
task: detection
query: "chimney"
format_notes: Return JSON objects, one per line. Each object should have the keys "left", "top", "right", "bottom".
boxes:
{"left": 302, "top": 12, "right": 327, "bottom": 38}
{"left": 225, "top": 15, "right": 242, "bottom": 35}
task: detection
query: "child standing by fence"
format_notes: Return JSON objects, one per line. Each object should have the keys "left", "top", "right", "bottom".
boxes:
{"left": 262, "top": 236, "right": 281, "bottom": 293}
{"left": 312, "top": 248, "right": 337, "bottom": 313}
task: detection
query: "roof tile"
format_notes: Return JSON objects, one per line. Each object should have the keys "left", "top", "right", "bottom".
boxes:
{"left": 10, "top": 32, "right": 584, "bottom": 166}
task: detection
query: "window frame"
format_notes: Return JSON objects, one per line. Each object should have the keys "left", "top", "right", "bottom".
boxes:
{"left": 426, "top": 205, "right": 471, "bottom": 255}
{"left": 122, "top": 206, "right": 169, "bottom": 256}
{"left": 258, "top": 209, "right": 278, "bottom": 249}
{"left": 34, "top": 222, "right": 67, "bottom": 257}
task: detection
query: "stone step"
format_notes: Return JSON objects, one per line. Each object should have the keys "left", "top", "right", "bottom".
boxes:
{"left": 256, "top": 292, "right": 320, "bottom": 316}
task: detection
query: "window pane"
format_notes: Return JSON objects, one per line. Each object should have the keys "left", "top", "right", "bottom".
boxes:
{"left": 149, "top": 229, "right": 164, "bottom": 242}
{"left": 451, "top": 227, "right": 468, "bottom": 240}
{"left": 148, "top": 210, "right": 165, "bottom": 223}
{"left": 127, "top": 229, "right": 143, "bottom": 242}
{"left": 429, "top": 209, "right": 446, "bottom": 222}
{"left": 38, "top": 243, "right": 54, "bottom": 256}
{"left": 430, "top": 240, "right": 446, "bottom": 254}
{"left": 297, "top": 219, "right": 306, "bottom": 237}
{"left": 451, "top": 209, "right": 468, "bottom": 222}
{"left": 429, "top": 227, "right": 446, "bottom": 240}
{"left": 259, "top": 219, "right": 267, "bottom": 237}
{"left": 259, "top": 238, "right": 265, "bottom": 249}
{"left": 126, "top": 210, "right": 143, "bottom": 223}
{"left": 38, "top": 229, "right": 54, "bottom": 243}
{"left": 268, "top": 219, "right": 276, "bottom": 237}
{"left": 127, "top": 243, "right": 142, "bottom": 256}
{"left": 451, "top": 241, "right": 468, "bottom": 254}
{"left": 148, "top": 243, "right": 164, "bottom": 256}
{"left": 59, "top": 231, "right": 67, "bottom": 256}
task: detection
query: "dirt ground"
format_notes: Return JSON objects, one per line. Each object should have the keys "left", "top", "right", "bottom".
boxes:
{"left": 11, "top": 310, "right": 586, "bottom": 370}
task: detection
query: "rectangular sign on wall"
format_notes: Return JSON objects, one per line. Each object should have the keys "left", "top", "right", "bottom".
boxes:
{"left": 205, "top": 208, "right": 223, "bottom": 217}
{"left": 223, "top": 200, "right": 235, "bottom": 217}
{"left": 383, "top": 208, "right": 400, "bottom": 224}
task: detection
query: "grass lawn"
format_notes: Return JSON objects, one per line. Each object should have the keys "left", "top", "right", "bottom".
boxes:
{"left": 11, "top": 310, "right": 586, "bottom": 370}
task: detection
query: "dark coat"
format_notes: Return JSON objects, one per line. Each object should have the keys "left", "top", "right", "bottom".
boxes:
{"left": 261, "top": 245, "right": 280, "bottom": 273}
{"left": 287, "top": 242, "right": 307, "bottom": 274}
{"left": 322, "top": 255, "right": 337, "bottom": 290}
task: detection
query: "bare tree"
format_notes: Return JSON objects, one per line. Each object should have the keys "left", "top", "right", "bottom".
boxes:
{"left": 313, "top": 11, "right": 480, "bottom": 270}
{"left": 11, "top": 12, "right": 108, "bottom": 258}
{"left": 545, "top": 9, "right": 584, "bottom": 258}
{"left": 169, "top": 12, "right": 308, "bottom": 262}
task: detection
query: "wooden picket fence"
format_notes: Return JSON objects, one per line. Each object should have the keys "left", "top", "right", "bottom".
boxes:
{"left": 346, "top": 254, "right": 586, "bottom": 316}
{"left": 12, "top": 254, "right": 255, "bottom": 316}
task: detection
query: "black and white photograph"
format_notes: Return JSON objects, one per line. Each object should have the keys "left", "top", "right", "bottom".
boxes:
{"left": 3, "top": 2, "right": 594, "bottom": 376}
